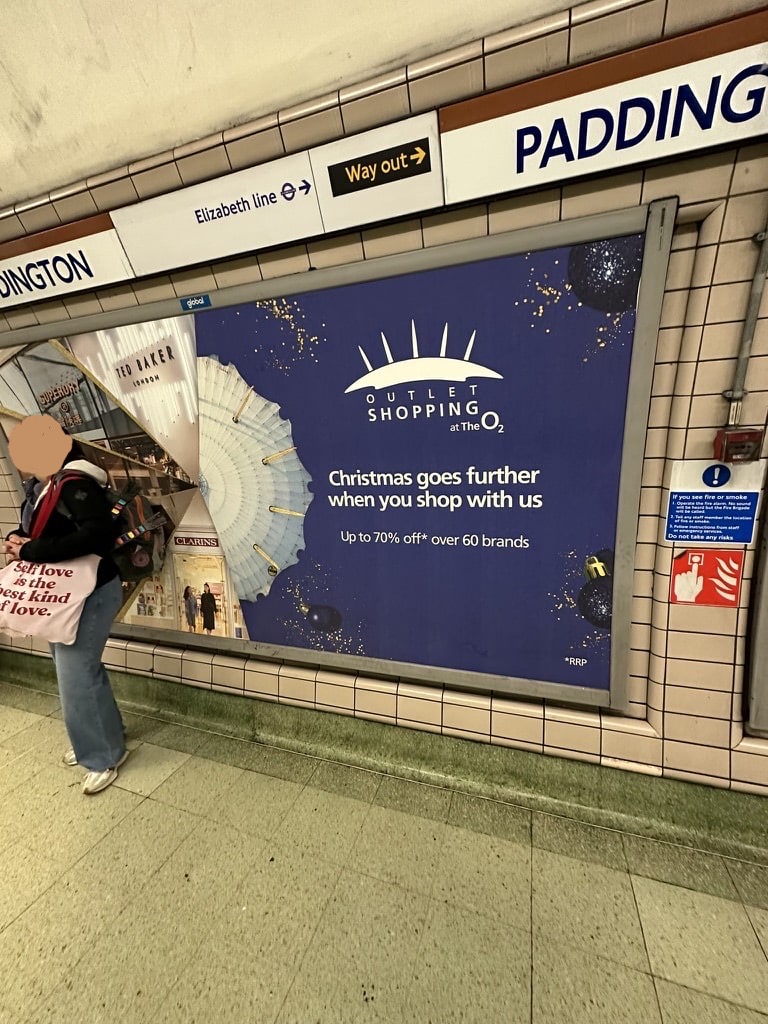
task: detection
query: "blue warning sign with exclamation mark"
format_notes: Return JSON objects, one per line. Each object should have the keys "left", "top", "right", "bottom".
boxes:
{"left": 701, "top": 464, "right": 731, "bottom": 488}
{"left": 666, "top": 460, "right": 763, "bottom": 545}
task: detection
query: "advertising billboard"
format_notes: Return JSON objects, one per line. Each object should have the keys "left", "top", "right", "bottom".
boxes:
{"left": 2, "top": 207, "right": 671, "bottom": 705}
{"left": 190, "top": 230, "right": 649, "bottom": 697}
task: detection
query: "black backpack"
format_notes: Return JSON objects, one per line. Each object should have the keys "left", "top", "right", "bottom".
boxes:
{"left": 54, "top": 471, "right": 168, "bottom": 582}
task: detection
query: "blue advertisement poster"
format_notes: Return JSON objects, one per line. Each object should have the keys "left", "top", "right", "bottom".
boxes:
{"left": 193, "top": 234, "right": 644, "bottom": 692}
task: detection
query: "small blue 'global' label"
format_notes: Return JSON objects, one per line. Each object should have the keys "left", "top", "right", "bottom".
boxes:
{"left": 180, "top": 294, "right": 212, "bottom": 311}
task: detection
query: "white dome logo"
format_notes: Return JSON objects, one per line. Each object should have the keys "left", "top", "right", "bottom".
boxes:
{"left": 345, "top": 321, "right": 503, "bottom": 393}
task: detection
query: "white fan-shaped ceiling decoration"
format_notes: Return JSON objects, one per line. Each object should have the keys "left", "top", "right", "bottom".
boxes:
{"left": 197, "top": 355, "right": 312, "bottom": 602}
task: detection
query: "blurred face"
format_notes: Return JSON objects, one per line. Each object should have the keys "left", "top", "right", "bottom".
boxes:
{"left": 8, "top": 415, "right": 72, "bottom": 480}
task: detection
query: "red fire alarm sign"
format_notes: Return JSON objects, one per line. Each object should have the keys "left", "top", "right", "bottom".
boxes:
{"left": 670, "top": 549, "right": 745, "bottom": 606}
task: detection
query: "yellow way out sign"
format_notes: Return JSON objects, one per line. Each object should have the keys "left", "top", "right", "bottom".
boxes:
{"left": 328, "top": 138, "right": 431, "bottom": 196}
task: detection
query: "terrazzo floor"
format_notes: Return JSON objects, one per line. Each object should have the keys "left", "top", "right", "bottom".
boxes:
{"left": 1, "top": 678, "right": 767, "bottom": 1024}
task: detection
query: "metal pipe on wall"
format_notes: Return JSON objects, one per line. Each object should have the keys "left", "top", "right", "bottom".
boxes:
{"left": 724, "top": 220, "right": 768, "bottom": 426}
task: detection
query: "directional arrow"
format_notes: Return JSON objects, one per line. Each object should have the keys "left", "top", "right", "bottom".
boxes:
{"left": 299, "top": 179, "right": 312, "bottom": 196}
{"left": 327, "top": 137, "right": 432, "bottom": 197}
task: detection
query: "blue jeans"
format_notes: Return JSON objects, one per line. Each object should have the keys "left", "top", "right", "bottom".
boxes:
{"left": 50, "top": 576, "right": 126, "bottom": 772}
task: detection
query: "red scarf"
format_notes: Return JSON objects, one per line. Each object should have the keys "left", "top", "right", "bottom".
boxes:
{"left": 29, "top": 471, "right": 85, "bottom": 540}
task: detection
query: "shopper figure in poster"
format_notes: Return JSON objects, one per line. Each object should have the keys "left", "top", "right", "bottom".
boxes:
{"left": 183, "top": 585, "right": 198, "bottom": 633}
{"left": 200, "top": 582, "right": 217, "bottom": 635}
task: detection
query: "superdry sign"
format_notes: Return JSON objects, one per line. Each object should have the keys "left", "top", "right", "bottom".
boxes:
{"left": 439, "top": 26, "right": 768, "bottom": 203}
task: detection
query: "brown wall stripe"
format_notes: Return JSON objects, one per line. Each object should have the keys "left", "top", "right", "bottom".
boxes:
{"left": 438, "top": 9, "right": 768, "bottom": 133}
{"left": 0, "top": 212, "right": 114, "bottom": 262}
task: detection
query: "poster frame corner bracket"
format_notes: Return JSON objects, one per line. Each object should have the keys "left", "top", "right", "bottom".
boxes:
{"left": 648, "top": 196, "right": 679, "bottom": 254}
{"left": 609, "top": 196, "right": 677, "bottom": 715}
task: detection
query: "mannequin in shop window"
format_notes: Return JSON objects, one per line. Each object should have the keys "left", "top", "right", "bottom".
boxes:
{"left": 183, "top": 585, "right": 198, "bottom": 633}
{"left": 200, "top": 582, "right": 217, "bottom": 635}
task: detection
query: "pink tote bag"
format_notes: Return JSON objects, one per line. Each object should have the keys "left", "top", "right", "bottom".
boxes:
{"left": 0, "top": 554, "right": 101, "bottom": 645}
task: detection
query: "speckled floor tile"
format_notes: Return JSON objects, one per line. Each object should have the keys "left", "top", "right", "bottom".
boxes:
{"left": 0, "top": 707, "right": 45, "bottom": 743}
{"left": 448, "top": 791, "right": 531, "bottom": 843}
{"left": 633, "top": 876, "right": 768, "bottom": 1012}
{"left": 533, "top": 813, "right": 627, "bottom": 869}
{"left": 726, "top": 859, "right": 768, "bottom": 910}
{"left": 0, "top": 841, "right": 64, "bottom": 931}
{"left": 0, "top": 714, "right": 66, "bottom": 759}
{"left": 274, "top": 785, "right": 371, "bottom": 864}
{"left": 33, "top": 889, "right": 205, "bottom": 1024}
{"left": 373, "top": 775, "right": 452, "bottom": 821}
{"left": 624, "top": 835, "right": 739, "bottom": 900}
{"left": 408, "top": 900, "right": 531, "bottom": 1024}
{"left": 61, "top": 798, "right": 199, "bottom": 906}
{"left": 148, "top": 817, "right": 263, "bottom": 901}
{"left": 0, "top": 917, "right": 75, "bottom": 1019}
{"left": 308, "top": 759, "right": 382, "bottom": 802}
{"left": 349, "top": 804, "right": 446, "bottom": 895}
{"left": 0, "top": 1006, "right": 26, "bottom": 1024}
{"left": 114, "top": 743, "right": 191, "bottom": 796}
{"left": 655, "top": 978, "right": 768, "bottom": 1024}
{"left": 22, "top": 778, "right": 143, "bottom": 871}
{"left": 0, "top": 750, "right": 47, "bottom": 807}
{"left": 746, "top": 905, "right": 768, "bottom": 957}
{"left": 205, "top": 768, "right": 303, "bottom": 839}
{"left": 4, "top": 866, "right": 127, "bottom": 972}
{"left": 275, "top": 870, "right": 429, "bottom": 1024}
{"left": 0, "top": 745, "right": 18, "bottom": 768}
{"left": 533, "top": 848, "right": 649, "bottom": 972}
{"left": 155, "top": 949, "right": 294, "bottom": 1024}
{"left": 533, "top": 938, "right": 660, "bottom": 1024}
{"left": 205, "top": 841, "right": 341, "bottom": 960}
{"left": 435, "top": 823, "right": 531, "bottom": 930}
{"left": 149, "top": 754, "right": 244, "bottom": 817}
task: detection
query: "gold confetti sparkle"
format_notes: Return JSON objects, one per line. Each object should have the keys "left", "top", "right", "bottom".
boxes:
{"left": 253, "top": 298, "right": 326, "bottom": 370}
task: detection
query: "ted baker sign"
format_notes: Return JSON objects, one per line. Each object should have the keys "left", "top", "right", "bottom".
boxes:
{"left": 440, "top": 43, "right": 768, "bottom": 203}
{"left": 113, "top": 337, "right": 185, "bottom": 394}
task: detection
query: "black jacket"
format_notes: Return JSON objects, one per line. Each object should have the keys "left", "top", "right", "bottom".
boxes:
{"left": 9, "top": 458, "right": 119, "bottom": 589}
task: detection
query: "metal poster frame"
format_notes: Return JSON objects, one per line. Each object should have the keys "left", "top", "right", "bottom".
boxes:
{"left": 0, "top": 198, "right": 677, "bottom": 710}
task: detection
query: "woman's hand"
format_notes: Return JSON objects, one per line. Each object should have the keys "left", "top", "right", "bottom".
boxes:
{"left": 2, "top": 536, "right": 25, "bottom": 561}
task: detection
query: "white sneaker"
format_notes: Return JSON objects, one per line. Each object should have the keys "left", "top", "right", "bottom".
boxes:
{"left": 81, "top": 750, "right": 130, "bottom": 796}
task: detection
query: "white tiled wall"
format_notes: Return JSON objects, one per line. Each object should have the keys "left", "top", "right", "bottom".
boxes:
{"left": 1, "top": 0, "right": 767, "bottom": 796}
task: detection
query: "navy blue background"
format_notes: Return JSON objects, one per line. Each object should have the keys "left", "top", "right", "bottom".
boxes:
{"left": 195, "top": 238, "right": 640, "bottom": 690}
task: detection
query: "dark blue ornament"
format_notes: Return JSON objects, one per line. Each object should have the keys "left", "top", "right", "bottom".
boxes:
{"left": 578, "top": 577, "right": 613, "bottom": 629}
{"left": 568, "top": 237, "right": 643, "bottom": 313}
{"left": 301, "top": 603, "right": 342, "bottom": 632}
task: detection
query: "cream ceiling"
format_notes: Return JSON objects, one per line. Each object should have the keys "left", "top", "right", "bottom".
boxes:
{"left": 1, "top": 0, "right": 569, "bottom": 209}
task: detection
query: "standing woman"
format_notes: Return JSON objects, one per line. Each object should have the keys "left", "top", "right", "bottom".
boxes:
{"left": 3, "top": 420, "right": 128, "bottom": 796}
{"left": 200, "top": 582, "right": 217, "bottom": 635}
{"left": 183, "top": 586, "right": 198, "bottom": 633}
